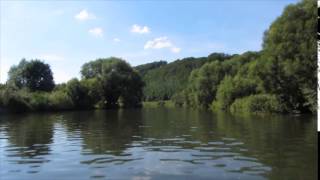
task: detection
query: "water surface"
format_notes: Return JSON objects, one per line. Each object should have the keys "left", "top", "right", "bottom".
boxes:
{"left": 0, "top": 108, "right": 317, "bottom": 179}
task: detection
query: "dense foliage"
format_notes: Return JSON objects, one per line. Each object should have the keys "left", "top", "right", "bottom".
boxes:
{"left": 134, "top": 61, "right": 167, "bottom": 76}
{"left": 81, "top": 57, "right": 144, "bottom": 108}
{"left": 230, "top": 94, "right": 282, "bottom": 113}
{"left": 172, "top": 0, "right": 316, "bottom": 113}
{"left": 258, "top": 0, "right": 317, "bottom": 112}
{"left": 0, "top": 57, "right": 144, "bottom": 112}
{"left": 175, "top": 52, "right": 259, "bottom": 108}
{"left": 7, "top": 59, "right": 55, "bottom": 92}
{"left": 138, "top": 54, "right": 233, "bottom": 101}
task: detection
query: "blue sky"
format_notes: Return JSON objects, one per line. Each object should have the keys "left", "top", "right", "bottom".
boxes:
{"left": 0, "top": 0, "right": 298, "bottom": 83}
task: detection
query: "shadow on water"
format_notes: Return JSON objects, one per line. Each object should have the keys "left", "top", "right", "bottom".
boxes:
{"left": 60, "top": 109, "right": 143, "bottom": 156}
{"left": 211, "top": 111, "right": 317, "bottom": 180}
{"left": 0, "top": 113, "right": 54, "bottom": 174}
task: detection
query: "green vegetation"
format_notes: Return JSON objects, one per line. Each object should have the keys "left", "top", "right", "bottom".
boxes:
{"left": 171, "top": 0, "right": 316, "bottom": 114}
{"left": 7, "top": 59, "right": 55, "bottom": 92}
{"left": 136, "top": 54, "right": 233, "bottom": 101}
{"left": 0, "top": 0, "right": 315, "bottom": 114}
{"left": 135, "top": 61, "right": 167, "bottom": 77}
{"left": 230, "top": 94, "right": 282, "bottom": 114}
{"left": 0, "top": 57, "right": 144, "bottom": 112}
{"left": 143, "top": 100, "right": 175, "bottom": 108}
{"left": 177, "top": 52, "right": 259, "bottom": 108}
{"left": 81, "top": 58, "right": 144, "bottom": 108}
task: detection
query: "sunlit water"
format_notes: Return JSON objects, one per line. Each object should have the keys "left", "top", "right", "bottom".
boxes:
{"left": 0, "top": 108, "right": 317, "bottom": 180}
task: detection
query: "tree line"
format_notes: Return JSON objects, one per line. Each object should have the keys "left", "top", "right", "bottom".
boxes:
{"left": 0, "top": 0, "right": 316, "bottom": 114}
{"left": 0, "top": 57, "right": 144, "bottom": 112}
{"left": 138, "top": 0, "right": 316, "bottom": 114}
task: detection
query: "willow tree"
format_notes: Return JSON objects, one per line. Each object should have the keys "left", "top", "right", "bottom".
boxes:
{"left": 259, "top": 0, "right": 317, "bottom": 112}
{"left": 81, "top": 57, "right": 144, "bottom": 108}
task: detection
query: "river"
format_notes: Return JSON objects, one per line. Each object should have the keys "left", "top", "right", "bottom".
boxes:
{"left": 0, "top": 108, "right": 317, "bottom": 180}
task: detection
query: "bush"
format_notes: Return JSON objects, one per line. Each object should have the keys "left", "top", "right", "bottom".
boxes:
{"left": 48, "top": 90, "right": 74, "bottom": 110}
{"left": 172, "top": 92, "right": 185, "bottom": 107}
{"left": 29, "top": 92, "right": 50, "bottom": 110}
{"left": 157, "top": 101, "right": 165, "bottom": 106}
{"left": 230, "top": 94, "right": 283, "bottom": 113}
{"left": 0, "top": 88, "right": 74, "bottom": 111}
{"left": 215, "top": 76, "right": 261, "bottom": 110}
{"left": 0, "top": 89, "right": 31, "bottom": 112}
{"left": 66, "top": 78, "right": 96, "bottom": 109}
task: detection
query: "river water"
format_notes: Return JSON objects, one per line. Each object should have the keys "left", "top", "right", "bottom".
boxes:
{"left": 0, "top": 108, "right": 317, "bottom": 179}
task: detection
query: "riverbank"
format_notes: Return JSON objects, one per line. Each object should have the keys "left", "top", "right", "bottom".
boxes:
{"left": 142, "top": 100, "right": 176, "bottom": 108}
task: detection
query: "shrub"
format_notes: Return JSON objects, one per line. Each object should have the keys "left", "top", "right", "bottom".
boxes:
{"left": 172, "top": 92, "right": 185, "bottom": 107}
{"left": 215, "top": 76, "right": 261, "bottom": 110}
{"left": 48, "top": 90, "right": 74, "bottom": 110}
{"left": 29, "top": 92, "right": 50, "bottom": 110}
{"left": 0, "top": 89, "right": 31, "bottom": 112}
{"left": 230, "top": 94, "right": 283, "bottom": 113}
{"left": 66, "top": 78, "right": 95, "bottom": 109}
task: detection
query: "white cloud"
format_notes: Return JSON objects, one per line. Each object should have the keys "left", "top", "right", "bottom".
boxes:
{"left": 131, "top": 24, "right": 150, "bottom": 34}
{"left": 144, "top": 36, "right": 181, "bottom": 53}
{"left": 113, "top": 38, "right": 120, "bottom": 42}
{"left": 75, "top": 9, "right": 96, "bottom": 21}
{"left": 89, "top": 27, "right": 103, "bottom": 37}
{"left": 144, "top": 37, "right": 171, "bottom": 49}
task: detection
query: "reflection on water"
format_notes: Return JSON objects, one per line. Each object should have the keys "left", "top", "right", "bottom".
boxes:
{"left": 0, "top": 108, "right": 317, "bottom": 180}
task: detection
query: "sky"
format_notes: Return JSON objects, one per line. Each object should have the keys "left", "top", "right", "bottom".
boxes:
{"left": 0, "top": 0, "right": 298, "bottom": 83}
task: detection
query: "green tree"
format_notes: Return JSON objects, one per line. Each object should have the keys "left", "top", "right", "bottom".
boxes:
{"left": 181, "top": 52, "right": 258, "bottom": 108}
{"left": 66, "top": 78, "right": 96, "bottom": 109}
{"left": 259, "top": 0, "right": 317, "bottom": 112}
{"left": 230, "top": 94, "right": 282, "bottom": 113}
{"left": 135, "top": 61, "right": 167, "bottom": 76}
{"left": 141, "top": 56, "right": 217, "bottom": 101}
{"left": 81, "top": 57, "right": 144, "bottom": 108}
{"left": 81, "top": 59, "right": 104, "bottom": 79}
{"left": 8, "top": 59, "right": 55, "bottom": 92}
{"left": 214, "top": 76, "right": 262, "bottom": 110}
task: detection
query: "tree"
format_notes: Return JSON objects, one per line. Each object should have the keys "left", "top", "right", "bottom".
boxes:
{"left": 81, "top": 59, "right": 104, "bottom": 79}
{"left": 8, "top": 59, "right": 55, "bottom": 92}
{"left": 207, "top": 52, "right": 235, "bottom": 62}
{"left": 140, "top": 57, "right": 210, "bottom": 101}
{"left": 80, "top": 57, "right": 144, "bottom": 108}
{"left": 66, "top": 78, "right": 96, "bottom": 109}
{"left": 135, "top": 61, "right": 167, "bottom": 76}
{"left": 259, "top": 0, "right": 317, "bottom": 112}
{"left": 215, "top": 76, "right": 261, "bottom": 110}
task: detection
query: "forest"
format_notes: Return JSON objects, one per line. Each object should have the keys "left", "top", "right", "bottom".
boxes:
{"left": 0, "top": 0, "right": 316, "bottom": 113}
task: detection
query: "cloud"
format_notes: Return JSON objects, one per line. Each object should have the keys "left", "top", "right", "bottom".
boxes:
{"left": 131, "top": 24, "right": 150, "bottom": 34}
{"left": 113, "top": 38, "right": 120, "bottom": 42}
{"left": 144, "top": 36, "right": 181, "bottom": 53}
{"left": 89, "top": 27, "right": 103, "bottom": 37}
{"left": 75, "top": 9, "right": 96, "bottom": 21}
